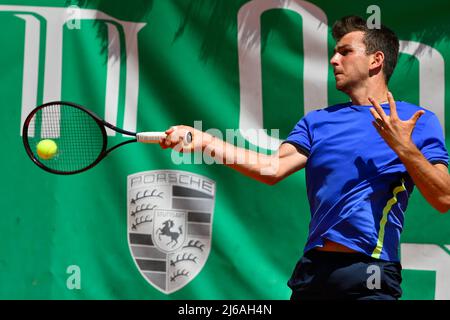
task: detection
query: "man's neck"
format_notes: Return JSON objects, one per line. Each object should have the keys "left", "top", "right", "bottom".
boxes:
{"left": 346, "top": 81, "right": 389, "bottom": 106}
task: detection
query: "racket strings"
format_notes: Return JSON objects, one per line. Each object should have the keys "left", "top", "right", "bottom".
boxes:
{"left": 27, "top": 103, "right": 105, "bottom": 173}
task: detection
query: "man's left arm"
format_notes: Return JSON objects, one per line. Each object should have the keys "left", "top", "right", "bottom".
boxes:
{"left": 391, "top": 145, "right": 449, "bottom": 213}
{"left": 369, "top": 92, "right": 450, "bottom": 213}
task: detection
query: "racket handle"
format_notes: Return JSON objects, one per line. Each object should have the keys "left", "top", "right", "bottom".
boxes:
{"left": 136, "top": 132, "right": 166, "bottom": 143}
{"left": 136, "top": 131, "right": 193, "bottom": 145}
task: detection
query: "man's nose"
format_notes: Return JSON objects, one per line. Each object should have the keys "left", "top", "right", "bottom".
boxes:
{"left": 330, "top": 53, "right": 340, "bottom": 66}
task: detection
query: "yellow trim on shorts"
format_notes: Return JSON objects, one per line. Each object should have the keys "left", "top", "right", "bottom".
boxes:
{"left": 371, "top": 179, "right": 406, "bottom": 259}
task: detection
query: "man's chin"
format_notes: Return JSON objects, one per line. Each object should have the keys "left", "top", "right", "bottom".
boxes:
{"left": 335, "top": 82, "right": 346, "bottom": 91}
{"left": 334, "top": 80, "right": 351, "bottom": 93}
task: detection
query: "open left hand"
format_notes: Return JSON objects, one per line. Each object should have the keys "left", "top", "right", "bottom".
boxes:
{"left": 368, "top": 92, "right": 425, "bottom": 153}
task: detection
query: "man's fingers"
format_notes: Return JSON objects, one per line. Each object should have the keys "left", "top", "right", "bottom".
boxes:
{"left": 375, "top": 117, "right": 385, "bottom": 128}
{"left": 161, "top": 125, "right": 195, "bottom": 152}
{"left": 410, "top": 110, "right": 425, "bottom": 125}
{"left": 372, "top": 119, "right": 384, "bottom": 130}
{"left": 369, "top": 107, "right": 382, "bottom": 122}
{"left": 372, "top": 121, "right": 385, "bottom": 135}
{"left": 368, "top": 96, "right": 388, "bottom": 122}
{"left": 165, "top": 127, "right": 181, "bottom": 144}
{"left": 165, "top": 125, "right": 178, "bottom": 135}
{"left": 387, "top": 92, "right": 398, "bottom": 119}
{"left": 159, "top": 136, "right": 169, "bottom": 149}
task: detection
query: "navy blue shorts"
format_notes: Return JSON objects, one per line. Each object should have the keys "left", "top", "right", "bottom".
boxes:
{"left": 288, "top": 250, "right": 402, "bottom": 300}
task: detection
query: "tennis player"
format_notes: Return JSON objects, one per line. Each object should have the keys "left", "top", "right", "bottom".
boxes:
{"left": 160, "top": 16, "right": 450, "bottom": 300}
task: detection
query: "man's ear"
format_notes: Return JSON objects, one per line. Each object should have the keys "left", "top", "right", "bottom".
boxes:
{"left": 370, "top": 51, "right": 384, "bottom": 71}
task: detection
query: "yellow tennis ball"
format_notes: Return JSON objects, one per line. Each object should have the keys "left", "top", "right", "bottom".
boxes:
{"left": 37, "top": 139, "right": 58, "bottom": 160}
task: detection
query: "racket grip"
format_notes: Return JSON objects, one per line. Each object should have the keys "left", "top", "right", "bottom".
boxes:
{"left": 137, "top": 131, "right": 193, "bottom": 145}
{"left": 136, "top": 132, "right": 166, "bottom": 144}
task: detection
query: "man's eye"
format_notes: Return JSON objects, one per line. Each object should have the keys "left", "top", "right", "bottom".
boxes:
{"left": 341, "top": 50, "right": 350, "bottom": 56}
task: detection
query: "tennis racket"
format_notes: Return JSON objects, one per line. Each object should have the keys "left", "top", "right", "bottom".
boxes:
{"left": 22, "top": 101, "right": 192, "bottom": 175}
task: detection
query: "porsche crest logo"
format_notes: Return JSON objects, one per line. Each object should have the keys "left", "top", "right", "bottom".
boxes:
{"left": 127, "top": 170, "right": 216, "bottom": 294}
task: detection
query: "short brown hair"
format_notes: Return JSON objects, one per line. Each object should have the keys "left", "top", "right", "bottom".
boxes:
{"left": 332, "top": 15, "right": 400, "bottom": 83}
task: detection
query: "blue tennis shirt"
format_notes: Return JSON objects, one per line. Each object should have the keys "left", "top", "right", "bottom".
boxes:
{"left": 284, "top": 101, "right": 449, "bottom": 262}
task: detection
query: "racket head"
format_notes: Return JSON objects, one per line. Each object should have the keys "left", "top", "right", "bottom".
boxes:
{"left": 22, "top": 101, "right": 108, "bottom": 175}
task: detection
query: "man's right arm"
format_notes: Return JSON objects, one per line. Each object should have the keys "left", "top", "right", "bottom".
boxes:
{"left": 160, "top": 126, "right": 308, "bottom": 185}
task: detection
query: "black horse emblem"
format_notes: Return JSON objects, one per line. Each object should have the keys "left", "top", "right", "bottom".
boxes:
{"left": 156, "top": 219, "right": 183, "bottom": 248}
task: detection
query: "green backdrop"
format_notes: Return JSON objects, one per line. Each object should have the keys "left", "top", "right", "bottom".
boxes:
{"left": 0, "top": 0, "right": 449, "bottom": 299}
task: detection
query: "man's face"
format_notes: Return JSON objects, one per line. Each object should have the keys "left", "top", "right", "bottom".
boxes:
{"left": 330, "top": 31, "right": 372, "bottom": 92}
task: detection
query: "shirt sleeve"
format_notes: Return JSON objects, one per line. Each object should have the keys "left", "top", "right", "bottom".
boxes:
{"left": 282, "top": 115, "right": 312, "bottom": 157}
{"left": 418, "top": 113, "right": 449, "bottom": 167}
